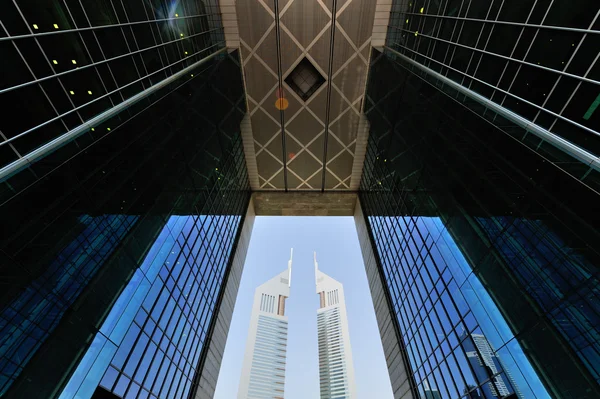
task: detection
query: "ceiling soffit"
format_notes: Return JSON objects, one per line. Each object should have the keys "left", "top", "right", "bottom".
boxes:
{"left": 236, "top": 0, "right": 377, "bottom": 190}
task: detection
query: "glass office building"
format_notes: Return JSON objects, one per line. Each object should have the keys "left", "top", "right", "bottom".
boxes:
{"left": 2, "top": 0, "right": 600, "bottom": 398}
{"left": 0, "top": 0, "right": 251, "bottom": 396}
{"left": 358, "top": 40, "right": 600, "bottom": 398}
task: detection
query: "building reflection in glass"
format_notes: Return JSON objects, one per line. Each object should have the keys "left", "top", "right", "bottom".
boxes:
{"left": 0, "top": 214, "right": 138, "bottom": 396}
{"left": 366, "top": 215, "right": 550, "bottom": 399}
{"left": 476, "top": 217, "right": 600, "bottom": 386}
{"left": 60, "top": 213, "right": 241, "bottom": 399}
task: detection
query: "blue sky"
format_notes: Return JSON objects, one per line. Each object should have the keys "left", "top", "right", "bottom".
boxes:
{"left": 214, "top": 216, "right": 393, "bottom": 399}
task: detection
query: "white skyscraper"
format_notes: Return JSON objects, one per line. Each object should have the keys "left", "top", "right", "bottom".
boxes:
{"left": 314, "top": 252, "right": 356, "bottom": 399}
{"left": 237, "top": 249, "right": 292, "bottom": 399}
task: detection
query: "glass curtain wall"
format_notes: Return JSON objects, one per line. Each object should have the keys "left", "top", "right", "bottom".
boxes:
{"left": 0, "top": 46, "right": 249, "bottom": 399}
{"left": 1, "top": 0, "right": 224, "bottom": 171}
{"left": 386, "top": 0, "right": 600, "bottom": 190}
{"left": 359, "top": 48, "right": 600, "bottom": 399}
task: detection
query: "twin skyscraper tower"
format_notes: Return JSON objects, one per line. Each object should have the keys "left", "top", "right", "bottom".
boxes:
{"left": 237, "top": 250, "right": 356, "bottom": 399}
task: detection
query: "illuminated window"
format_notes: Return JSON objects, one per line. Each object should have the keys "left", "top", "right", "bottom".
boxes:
{"left": 33, "top": 24, "right": 38, "bottom": 29}
{"left": 53, "top": 24, "right": 59, "bottom": 29}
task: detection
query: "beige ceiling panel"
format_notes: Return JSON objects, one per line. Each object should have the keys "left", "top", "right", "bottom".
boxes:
{"left": 328, "top": 87, "right": 351, "bottom": 121}
{"left": 244, "top": 56, "right": 277, "bottom": 102}
{"left": 327, "top": 150, "right": 353, "bottom": 179}
{"left": 255, "top": 28, "right": 278, "bottom": 74}
{"left": 266, "top": 134, "right": 283, "bottom": 163}
{"left": 281, "top": 0, "right": 330, "bottom": 48}
{"left": 306, "top": 172, "right": 323, "bottom": 189}
{"left": 361, "top": 44, "right": 371, "bottom": 62}
{"left": 281, "top": 87, "right": 303, "bottom": 120}
{"left": 285, "top": 133, "right": 303, "bottom": 159}
{"left": 250, "top": 108, "right": 279, "bottom": 144}
{"left": 307, "top": 27, "right": 331, "bottom": 74}
{"left": 262, "top": 87, "right": 284, "bottom": 122}
{"left": 337, "top": 0, "right": 377, "bottom": 48}
{"left": 330, "top": 109, "right": 360, "bottom": 145}
{"left": 325, "top": 169, "right": 341, "bottom": 189}
{"left": 332, "top": 27, "right": 354, "bottom": 74}
{"left": 262, "top": 0, "right": 292, "bottom": 12}
{"left": 237, "top": 0, "right": 274, "bottom": 48}
{"left": 306, "top": 87, "right": 328, "bottom": 122}
{"left": 322, "top": 134, "right": 344, "bottom": 160}
{"left": 256, "top": 150, "right": 282, "bottom": 179}
{"left": 280, "top": 29, "right": 303, "bottom": 75}
{"left": 286, "top": 171, "right": 303, "bottom": 189}
{"left": 269, "top": 170, "right": 285, "bottom": 187}
{"left": 286, "top": 109, "right": 324, "bottom": 145}
{"left": 288, "top": 151, "right": 322, "bottom": 180}
{"left": 306, "top": 132, "right": 323, "bottom": 156}
{"left": 333, "top": 55, "right": 367, "bottom": 103}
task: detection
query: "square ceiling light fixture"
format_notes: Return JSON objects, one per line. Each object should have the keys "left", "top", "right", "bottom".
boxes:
{"left": 284, "top": 58, "right": 325, "bottom": 102}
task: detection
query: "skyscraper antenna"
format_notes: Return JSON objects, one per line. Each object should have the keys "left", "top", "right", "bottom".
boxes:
{"left": 288, "top": 248, "right": 293, "bottom": 287}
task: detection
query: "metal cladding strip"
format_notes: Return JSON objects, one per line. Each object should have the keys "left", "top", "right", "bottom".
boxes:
{"left": 321, "top": 0, "right": 338, "bottom": 192}
{"left": 383, "top": 46, "right": 600, "bottom": 173}
{"left": 0, "top": 47, "right": 228, "bottom": 182}
{"left": 274, "top": 0, "right": 288, "bottom": 191}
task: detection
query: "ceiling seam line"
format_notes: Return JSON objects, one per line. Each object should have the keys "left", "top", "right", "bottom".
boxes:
{"left": 321, "top": 0, "right": 338, "bottom": 192}
{"left": 274, "top": 0, "right": 288, "bottom": 191}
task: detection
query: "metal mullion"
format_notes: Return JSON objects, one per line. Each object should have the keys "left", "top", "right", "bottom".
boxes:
{"left": 106, "top": 0, "right": 146, "bottom": 89}
{"left": 10, "top": 1, "right": 85, "bottom": 125}
{"left": 402, "top": 12, "right": 600, "bottom": 35}
{"left": 117, "top": 0, "right": 151, "bottom": 80}
{"left": 0, "top": 42, "right": 225, "bottom": 150}
{"left": 0, "top": 21, "right": 71, "bottom": 142}
{"left": 439, "top": 0, "right": 465, "bottom": 71}
{"left": 460, "top": 0, "right": 502, "bottom": 86}
{"left": 139, "top": 1, "right": 166, "bottom": 70}
{"left": 389, "top": 25, "right": 600, "bottom": 87}
{"left": 77, "top": 0, "right": 125, "bottom": 101}
{"left": 0, "top": 14, "right": 215, "bottom": 42}
{"left": 424, "top": 0, "right": 450, "bottom": 71}
{"left": 414, "top": 0, "right": 434, "bottom": 58}
{"left": 483, "top": 0, "right": 530, "bottom": 94}
{"left": 422, "top": 0, "right": 448, "bottom": 70}
{"left": 444, "top": 0, "right": 473, "bottom": 74}
{"left": 540, "top": 11, "right": 600, "bottom": 128}
{"left": 499, "top": 1, "right": 556, "bottom": 107}
{"left": 146, "top": 7, "right": 174, "bottom": 74}
{"left": 0, "top": 130, "right": 21, "bottom": 159}
{"left": 0, "top": 23, "right": 213, "bottom": 94}
{"left": 60, "top": 0, "right": 116, "bottom": 108}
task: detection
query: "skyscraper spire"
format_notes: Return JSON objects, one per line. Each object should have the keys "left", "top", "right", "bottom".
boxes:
{"left": 237, "top": 252, "right": 292, "bottom": 399}
{"left": 288, "top": 248, "right": 293, "bottom": 287}
{"left": 314, "top": 256, "right": 357, "bottom": 398}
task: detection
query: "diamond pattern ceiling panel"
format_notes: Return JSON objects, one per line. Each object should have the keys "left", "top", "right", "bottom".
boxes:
{"left": 236, "top": 0, "right": 376, "bottom": 190}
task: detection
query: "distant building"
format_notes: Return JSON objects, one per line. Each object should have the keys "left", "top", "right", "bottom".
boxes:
{"left": 237, "top": 250, "right": 293, "bottom": 399}
{"left": 422, "top": 380, "right": 442, "bottom": 399}
{"left": 460, "top": 331, "right": 521, "bottom": 398}
{"left": 315, "top": 253, "right": 357, "bottom": 399}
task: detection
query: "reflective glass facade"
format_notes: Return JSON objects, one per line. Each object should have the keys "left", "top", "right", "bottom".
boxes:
{"left": 0, "top": 42, "right": 249, "bottom": 399}
{"left": 359, "top": 47, "right": 600, "bottom": 399}
{"left": 386, "top": 0, "right": 600, "bottom": 185}
{"left": 1, "top": 0, "right": 225, "bottom": 170}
